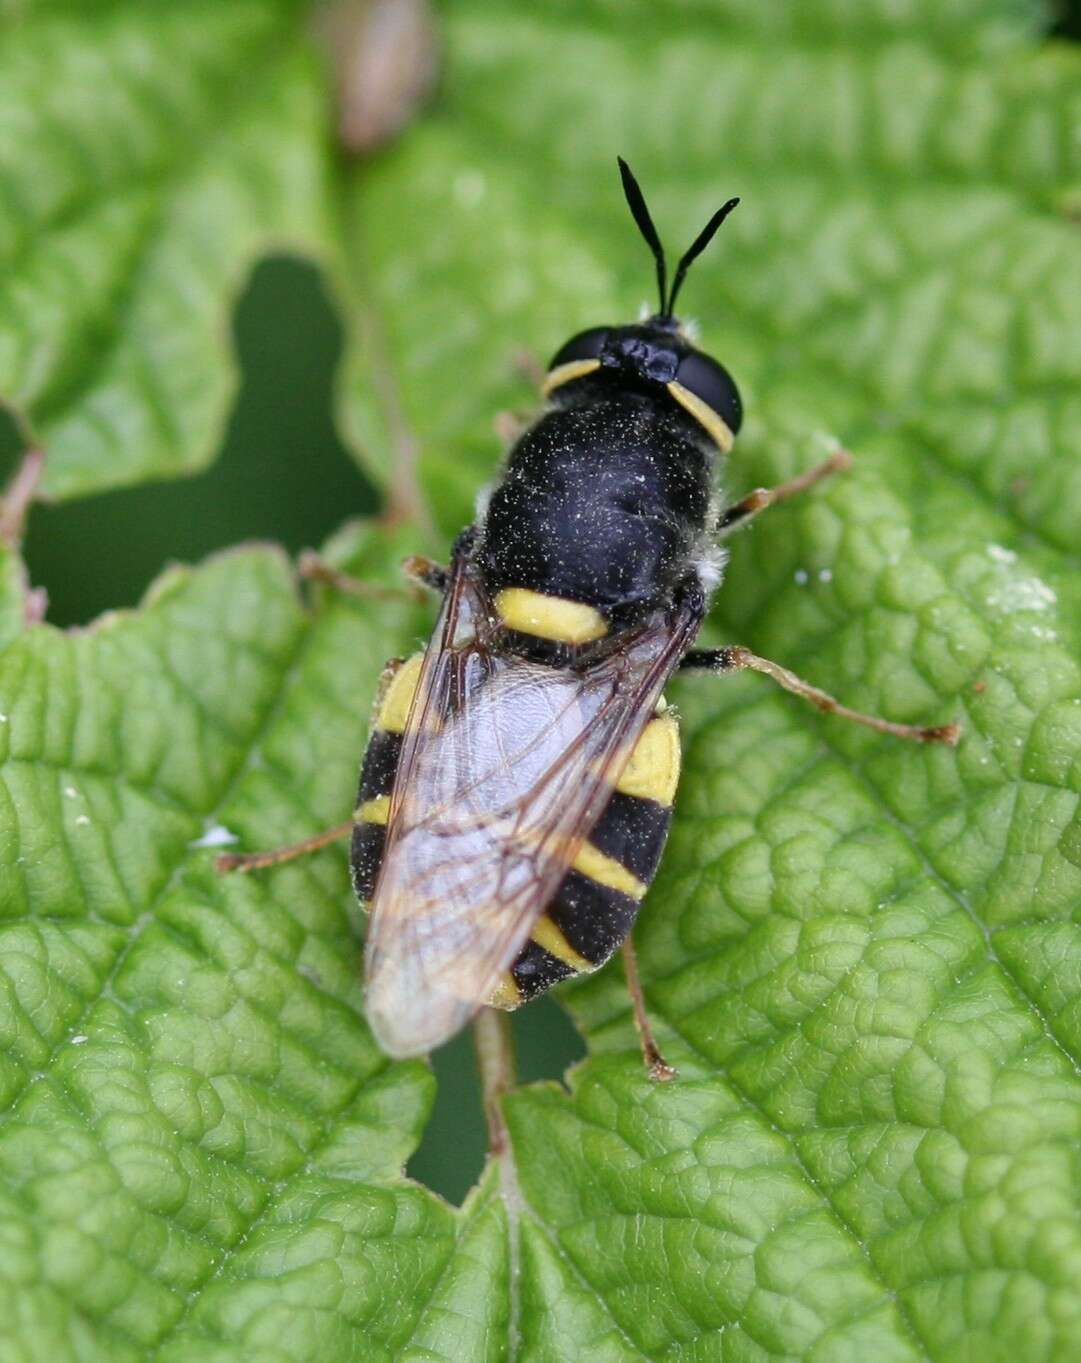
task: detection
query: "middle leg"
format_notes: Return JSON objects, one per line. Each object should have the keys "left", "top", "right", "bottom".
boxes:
{"left": 681, "top": 646, "right": 960, "bottom": 744}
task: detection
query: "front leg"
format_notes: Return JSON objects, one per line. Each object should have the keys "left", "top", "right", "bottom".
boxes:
{"left": 718, "top": 447, "right": 852, "bottom": 539}
{"left": 401, "top": 555, "right": 449, "bottom": 593}
{"left": 298, "top": 551, "right": 447, "bottom": 600}
{"left": 681, "top": 646, "right": 960, "bottom": 744}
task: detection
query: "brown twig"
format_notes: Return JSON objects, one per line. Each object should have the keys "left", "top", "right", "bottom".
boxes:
{"left": 0, "top": 447, "right": 44, "bottom": 545}
{"left": 472, "top": 1006, "right": 516, "bottom": 1155}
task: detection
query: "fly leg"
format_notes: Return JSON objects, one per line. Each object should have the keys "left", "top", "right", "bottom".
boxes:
{"left": 718, "top": 447, "right": 851, "bottom": 539}
{"left": 513, "top": 347, "right": 547, "bottom": 391}
{"left": 680, "top": 647, "right": 961, "bottom": 744}
{"left": 493, "top": 350, "right": 548, "bottom": 444}
{"left": 217, "top": 651, "right": 412, "bottom": 875}
{"left": 707, "top": 448, "right": 959, "bottom": 741}
{"left": 400, "top": 555, "right": 449, "bottom": 593}
{"left": 493, "top": 410, "right": 530, "bottom": 445}
{"left": 622, "top": 936, "right": 677, "bottom": 1082}
{"left": 298, "top": 550, "right": 447, "bottom": 599}
{"left": 216, "top": 820, "right": 355, "bottom": 874}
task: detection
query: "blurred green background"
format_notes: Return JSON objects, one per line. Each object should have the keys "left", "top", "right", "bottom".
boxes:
{"left": 2, "top": 0, "right": 1078, "bottom": 1204}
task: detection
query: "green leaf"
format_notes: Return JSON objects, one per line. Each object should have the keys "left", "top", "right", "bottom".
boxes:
{"left": 0, "top": 529, "right": 504, "bottom": 1360}
{"left": 3, "top": 1, "right": 1081, "bottom": 1360}
{"left": 0, "top": 543, "right": 31, "bottom": 654}
{"left": 0, "top": 0, "right": 333, "bottom": 500}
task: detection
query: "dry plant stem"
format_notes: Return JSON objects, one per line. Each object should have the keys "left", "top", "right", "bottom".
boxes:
{"left": 473, "top": 1007, "right": 517, "bottom": 1155}
{"left": 335, "top": 166, "right": 431, "bottom": 530}
{"left": 0, "top": 447, "right": 44, "bottom": 544}
{"left": 215, "top": 820, "right": 355, "bottom": 873}
{"left": 622, "top": 936, "right": 677, "bottom": 1081}
{"left": 318, "top": 0, "right": 439, "bottom": 155}
{"left": 363, "top": 290, "right": 429, "bottom": 530}
{"left": 718, "top": 447, "right": 852, "bottom": 537}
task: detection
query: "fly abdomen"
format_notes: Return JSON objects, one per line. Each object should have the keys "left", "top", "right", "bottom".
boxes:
{"left": 350, "top": 653, "right": 423, "bottom": 901}
{"left": 494, "top": 706, "right": 681, "bottom": 1007}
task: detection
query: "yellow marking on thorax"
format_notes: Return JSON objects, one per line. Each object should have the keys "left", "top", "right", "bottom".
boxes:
{"left": 487, "top": 972, "right": 522, "bottom": 1010}
{"left": 571, "top": 841, "right": 646, "bottom": 899}
{"left": 530, "top": 915, "right": 595, "bottom": 973}
{"left": 377, "top": 653, "right": 424, "bottom": 732}
{"left": 615, "top": 711, "right": 681, "bottom": 807}
{"left": 542, "top": 357, "right": 601, "bottom": 397}
{"left": 495, "top": 588, "right": 608, "bottom": 644}
{"left": 356, "top": 795, "right": 390, "bottom": 825}
{"left": 667, "top": 380, "right": 735, "bottom": 454}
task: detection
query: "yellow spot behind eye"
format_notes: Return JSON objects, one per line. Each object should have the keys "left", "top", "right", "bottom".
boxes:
{"left": 530, "top": 915, "right": 595, "bottom": 972}
{"left": 377, "top": 653, "right": 424, "bottom": 733}
{"left": 615, "top": 713, "right": 681, "bottom": 807}
{"left": 667, "top": 379, "right": 735, "bottom": 453}
{"left": 357, "top": 796, "right": 390, "bottom": 825}
{"left": 495, "top": 588, "right": 608, "bottom": 644}
{"left": 542, "top": 357, "right": 602, "bottom": 396}
{"left": 571, "top": 842, "right": 646, "bottom": 900}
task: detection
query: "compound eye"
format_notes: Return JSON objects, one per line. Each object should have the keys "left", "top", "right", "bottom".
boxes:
{"left": 548, "top": 326, "right": 609, "bottom": 371}
{"left": 675, "top": 350, "right": 743, "bottom": 435}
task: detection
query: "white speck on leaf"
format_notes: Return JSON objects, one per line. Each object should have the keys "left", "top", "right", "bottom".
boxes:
{"left": 189, "top": 823, "right": 239, "bottom": 849}
{"left": 985, "top": 574, "right": 1056, "bottom": 615}
{"left": 794, "top": 569, "right": 808, "bottom": 585}
{"left": 984, "top": 544, "right": 1056, "bottom": 615}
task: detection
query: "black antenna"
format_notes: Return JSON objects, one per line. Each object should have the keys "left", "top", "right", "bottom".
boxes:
{"left": 666, "top": 196, "right": 739, "bottom": 317}
{"left": 617, "top": 157, "right": 739, "bottom": 320}
{"left": 618, "top": 157, "right": 667, "bottom": 317}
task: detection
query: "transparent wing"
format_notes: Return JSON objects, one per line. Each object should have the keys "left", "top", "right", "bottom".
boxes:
{"left": 363, "top": 554, "right": 699, "bottom": 1058}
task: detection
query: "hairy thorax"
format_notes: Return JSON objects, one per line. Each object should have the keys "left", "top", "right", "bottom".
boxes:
{"left": 479, "top": 391, "right": 716, "bottom": 624}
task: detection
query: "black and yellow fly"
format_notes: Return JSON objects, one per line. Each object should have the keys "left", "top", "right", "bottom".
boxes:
{"left": 221, "top": 160, "right": 959, "bottom": 1077}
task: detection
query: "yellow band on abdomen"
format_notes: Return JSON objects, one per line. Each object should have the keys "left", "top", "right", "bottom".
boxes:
{"left": 376, "top": 653, "right": 424, "bottom": 733}
{"left": 487, "top": 972, "right": 522, "bottom": 1009}
{"left": 530, "top": 915, "right": 595, "bottom": 972}
{"left": 356, "top": 795, "right": 390, "bottom": 825}
{"left": 615, "top": 712, "right": 681, "bottom": 806}
{"left": 571, "top": 841, "right": 647, "bottom": 899}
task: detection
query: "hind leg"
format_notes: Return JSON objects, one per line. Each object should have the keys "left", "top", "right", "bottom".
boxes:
{"left": 216, "top": 822, "right": 355, "bottom": 874}
{"left": 622, "top": 936, "right": 676, "bottom": 1082}
{"left": 217, "top": 652, "right": 423, "bottom": 880}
